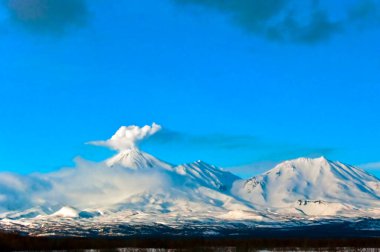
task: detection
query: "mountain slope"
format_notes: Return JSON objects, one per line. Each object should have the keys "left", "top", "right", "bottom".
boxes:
{"left": 174, "top": 160, "right": 240, "bottom": 191}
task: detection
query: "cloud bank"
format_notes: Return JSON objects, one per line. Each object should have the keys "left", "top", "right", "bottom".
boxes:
{"left": 2, "top": 0, "right": 88, "bottom": 35}
{"left": 89, "top": 123, "right": 162, "bottom": 151}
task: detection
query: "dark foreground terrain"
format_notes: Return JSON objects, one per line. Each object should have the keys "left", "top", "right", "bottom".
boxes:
{"left": 2, "top": 232, "right": 380, "bottom": 251}
{"left": 3, "top": 221, "right": 380, "bottom": 251}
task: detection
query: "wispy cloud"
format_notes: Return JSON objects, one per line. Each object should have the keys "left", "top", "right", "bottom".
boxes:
{"left": 360, "top": 162, "right": 380, "bottom": 170}
{"left": 173, "top": 0, "right": 380, "bottom": 44}
{"left": 348, "top": 0, "right": 380, "bottom": 25}
{"left": 147, "top": 129, "right": 260, "bottom": 150}
{"left": 224, "top": 161, "right": 279, "bottom": 178}
{"left": 260, "top": 146, "right": 335, "bottom": 161}
{"left": 2, "top": 0, "right": 88, "bottom": 35}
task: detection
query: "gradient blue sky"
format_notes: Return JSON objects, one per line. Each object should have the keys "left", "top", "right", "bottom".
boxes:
{"left": 0, "top": 0, "right": 379, "bottom": 177}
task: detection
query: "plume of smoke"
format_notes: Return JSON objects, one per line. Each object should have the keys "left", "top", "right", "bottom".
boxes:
{"left": 89, "top": 123, "right": 162, "bottom": 151}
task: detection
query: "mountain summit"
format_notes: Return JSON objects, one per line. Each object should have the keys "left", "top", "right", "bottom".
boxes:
{"left": 105, "top": 148, "right": 173, "bottom": 170}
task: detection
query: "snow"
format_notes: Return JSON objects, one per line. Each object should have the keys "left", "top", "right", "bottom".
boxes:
{"left": 51, "top": 206, "right": 79, "bottom": 218}
{"left": 216, "top": 210, "right": 263, "bottom": 221}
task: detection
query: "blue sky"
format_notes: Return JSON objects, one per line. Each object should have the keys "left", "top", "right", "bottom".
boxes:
{"left": 0, "top": 0, "right": 379, "bottom": 177}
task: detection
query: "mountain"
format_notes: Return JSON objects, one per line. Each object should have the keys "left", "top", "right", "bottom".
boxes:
{"left": 1, "top": 151, "right": 380, "bottom": 236}
{"left": 232, "top": 157, "right": 380, "bottom": 216}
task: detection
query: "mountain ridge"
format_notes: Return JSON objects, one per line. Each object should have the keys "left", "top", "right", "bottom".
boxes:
{"left": 1, "top": 148, "right": 380, "bottom": 236}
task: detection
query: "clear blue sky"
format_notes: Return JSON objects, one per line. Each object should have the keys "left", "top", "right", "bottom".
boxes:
{"left": 0, "top": 0, "right": 379, "bottom": 177}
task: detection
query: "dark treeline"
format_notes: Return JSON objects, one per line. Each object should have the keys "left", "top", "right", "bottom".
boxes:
{"left": 2, "top": 232, "right": 380, "bottom": 251}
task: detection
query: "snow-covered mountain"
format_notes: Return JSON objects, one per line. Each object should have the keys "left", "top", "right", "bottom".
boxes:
{"left": 1, "top": 146, "right": 380, "bottom": 236}
{"left": 232, "top": 157, "right": 380, "bottom": 216}
{"left": 104, "top": 147, "right": 239, "bottom": 192}
{"left": 104, "top": 147, "right": 240, "bottom": 193}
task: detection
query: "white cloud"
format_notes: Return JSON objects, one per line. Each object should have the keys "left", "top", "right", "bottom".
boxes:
{"left": 0, "top": 158, "right": 171, "bottom": 211}
{"left": 88, "top": 123, "right": 161, "bottom": 151}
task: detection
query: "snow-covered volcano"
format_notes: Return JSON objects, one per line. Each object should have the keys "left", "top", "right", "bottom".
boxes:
{"left": 1, "top": 124, "right": 380, "bottom": 236}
